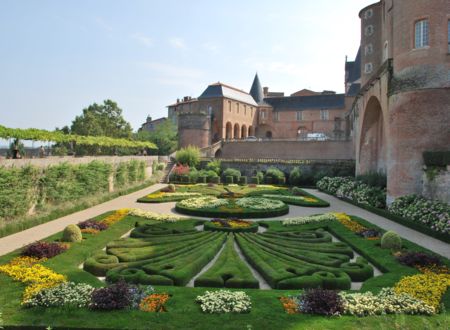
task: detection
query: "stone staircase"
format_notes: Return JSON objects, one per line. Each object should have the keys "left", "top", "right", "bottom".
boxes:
{"left": 159, "top": 161, "right": 175, "bottom": 183}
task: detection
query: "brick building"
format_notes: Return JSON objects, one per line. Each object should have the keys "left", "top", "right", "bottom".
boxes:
{"left": 169, "top": 73, "right": 355, "bottom": 149}
{"left": 348, "top": 0, "right": 450, "bottom": 202}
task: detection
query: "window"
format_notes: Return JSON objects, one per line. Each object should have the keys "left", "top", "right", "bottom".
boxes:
{"left": 448, "top": 20, "right": 450, "bottom": 52}
{"left": 296, "top": 111, "right": 302, "bottom": 121}
{"left": 274, "top": 112, "right": 279, "bottom": 121}
{"left": 383, "top": 41, "right": 389, "bottom": 61}
{"left": 415, "top": 19, "right": 429, "bottom": 48}
{"left": 207, "top": 105, "right": 212, "bottom": 115}
{"left": 260, "top": 110, "right": 266, "bottom": 119}
{"left": 364, "top": 9, "right": 373, "bottom": 19}
{"left": 236, "top": 103, "right": 239, "bottom": 114}
{"left": 244, "top": 105, "right": 247, "bottom": 115}
{"left": 364, "top": 63, "right": 373, "bottom": 74}
{"left": 365, "top": 25, "right": 374, "bottom": 36}
{"left": 365, "top": 43, "right": 373, "bottom": 55}
{"left": 228, "top": 101, "right": 231, "bottom": 112}
{"left": 320, "top": 110, "right": 329, "bottom": 120}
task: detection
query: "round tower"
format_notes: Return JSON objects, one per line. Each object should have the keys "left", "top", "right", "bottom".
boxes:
{"left": 177, "top": 112, "right": 211, "bottom": 149}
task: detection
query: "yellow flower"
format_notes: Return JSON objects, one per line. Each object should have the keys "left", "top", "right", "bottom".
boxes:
{"left": 100, "top": 209, "right": 130, "bottom": 226}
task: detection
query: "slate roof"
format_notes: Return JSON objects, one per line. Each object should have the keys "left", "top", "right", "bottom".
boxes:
{"left": 347, "top": 83, "right": 361, "bottom": 97}
{"left": 345, "top": 47, "right": 361, "bottom": 84}
{"left": 198, "top": 83, "right": 257, "bottom": 106}
{"left": 264, "top": 94, "right": 346, "bottom": 111}
{"left": 249, "top": 73, "right": 266, "bottom": 105}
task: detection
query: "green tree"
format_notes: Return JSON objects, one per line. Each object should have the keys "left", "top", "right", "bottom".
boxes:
{"left": 71, "top": 100, "right": 132, "bottom": 138}
{"left": 70, "top": 100, "right": 133, "bottom": 155}
{"left": 136, "top": 120, "right": 177, "bottom": 155}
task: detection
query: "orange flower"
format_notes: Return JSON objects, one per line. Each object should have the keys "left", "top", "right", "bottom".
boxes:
{"left": 279, "top": 297, "right": 298, "bottom": 314}
{"left": 139, "top": 293, "right": 170, "bottom": 312}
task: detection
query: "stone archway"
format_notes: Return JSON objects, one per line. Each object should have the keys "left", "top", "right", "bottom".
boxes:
{"left": 225, "top": 122, "right": 232, "bottom": 140}
{"left": 233, "top": 123, "right": 240, "bottom": 139}
{"left": 359, "top": 96, "right": 386, "bottom": 174}
{"left": 241, "top": 125, "right": 247, "bottom": 139}
{"left": 248, "top": 125, "right": 254, "bottom": 137}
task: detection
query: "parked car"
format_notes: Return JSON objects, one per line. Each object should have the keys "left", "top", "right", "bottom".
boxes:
{"left": 306, "top": 133, "right": 329, "bottom": 141}
{"left": 246, "top": 136, "right": 258, "bottom": 141}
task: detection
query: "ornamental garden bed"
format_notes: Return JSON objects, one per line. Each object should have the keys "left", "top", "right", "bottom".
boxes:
{"left": 137, "top": 184, "right": 329, "bottom": 208}
{"left": 0, "top": 210, "right": 449, "bottom": 329}
{"left": 203, "top": 219, "right": 259, "bottom": 233}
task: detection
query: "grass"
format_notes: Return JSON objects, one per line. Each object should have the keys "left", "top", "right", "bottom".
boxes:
{"left": 0, "top": 171, "right": 163, "bottom": 239}
{"left": 0, "top": 213, "right": 449, "bottom": 329}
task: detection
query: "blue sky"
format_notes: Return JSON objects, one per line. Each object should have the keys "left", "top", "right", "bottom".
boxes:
{"left": 0, "top": 0, "right": 375, "bottom": 132}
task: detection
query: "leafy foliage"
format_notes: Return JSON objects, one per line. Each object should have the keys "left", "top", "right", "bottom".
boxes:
{"left": 21, "top": 241, "right": 67, "bottom": 259}
{"left": 289, "top": 167, "right": 302, "bottom": 186}
{"left": 205, "top": 160, "right": 221, "bottom": 175}
{"left": 264, "top": 167, "right": 285, "bottom": 184}
{"left": 396, "top": 251, "right": 442, "bottom": 268}
{"left": 135, "top": 120, "right": 177, "bottom": 155}
{"left": 297, "top": 288, "right": 343, "bottom": 316}
{"left": 380, "top": 231, "right": 402, "bottom": 250}
{"left": 176, "top": 146, "right": 201, "bottom": 167}
{"left": 62, "top": 224, "right": 82, "bottom": 242}
{"left": 90, "top": 281, "right": 133, "bottom": 310}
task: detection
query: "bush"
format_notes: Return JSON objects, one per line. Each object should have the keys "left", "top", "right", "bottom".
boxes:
{"left": 176, "top": 146, "right": 200, "bottom": 167}
{"left": 90, "top": 281, "right": 133, "bottom": 310}
{"left": 264, "top": 167, "right": 285, "bottom": 184}
{"left": 205, "top": 160, "right": 221, "bottom": 175}
{"left": 211, "top": 176, "right": 220, "bottom": 184}
{"left": 222, "top": 168, "right": 241, "bottom": 182}
{"left": 298, "top": 288, "right": 343, "bottom": 316}
{"left": 289, "top": 167, "right": 302, "bottom": 186}
{"left": 198, "top": 176, "right": 207, "bottom": 184}
{"left": 188, "top": 168, "right": 199, "bottom": 183}
{"left": 423, "top": 151, "right": 450, "bottom": 167}
{"left": 62, "top": 224, "right": 82, "bottom": 242}
{"left": 197, "top": 169, "right": 219, "bottom": 181}
{"left": 256, "top": 171, "right": 264, "bottom": 183}
{"left": 78, "top": 219, "right": 108, "bottom": 231}
{"left": 356, "top": 171, "right": 387, "bottom": 188}
{"left": 239, "top": 176, "right": 247, "bottom": 185}
{"left": 21, "top": 241, "right": 67, "bottom": 259}
{"left": 25, "top": 282, "right": 95, "bottom": 308}
{"left": 380, "top": 231, "right": 402, "bottom": 250}
{"left": 250, "top": 176, "right": 259, "bottom": 184}
{"left": 396, "top": 251, "right": 442, "bottom": 268}
{"left": 225, "top": 176, "right": 233, "bottom": 184}
{"left": 196, "top": 290, "right": 251, "bottom": 314}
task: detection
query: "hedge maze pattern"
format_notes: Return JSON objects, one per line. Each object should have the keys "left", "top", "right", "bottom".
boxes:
{"left": 84, "top": 222, "right": 374, "bottom": 290}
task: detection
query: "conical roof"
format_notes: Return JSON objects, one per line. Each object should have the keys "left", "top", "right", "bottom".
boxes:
{"left": 249, "top": 73, "right": 265, "bottom": 105}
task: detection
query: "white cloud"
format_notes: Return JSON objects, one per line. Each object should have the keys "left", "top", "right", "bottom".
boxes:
{"left": 169, "top": 37, "right": 187, "bottom": 49}
{"left": 131, "top": 33, "right": 153, "bottom": 47}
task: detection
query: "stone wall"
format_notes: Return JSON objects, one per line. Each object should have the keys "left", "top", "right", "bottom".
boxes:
{"left": 219, "top": 140, "right": 354, "bottom": 160}
{"left": 422, "top": 166, "right": 450, "bottom": 204}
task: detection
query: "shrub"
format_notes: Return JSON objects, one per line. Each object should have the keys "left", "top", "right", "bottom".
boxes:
{"left": 356, "top": 171, "right": 387, "bottom": 188}
{"left": 21, "top": 241, "right": 67, "bottom": 259}
{"left": 188, "top": 168, "right": 199, "bottom": 183}
{"left": 256, "top": 171, "right": 264, "bottom": 183}
{"left": 297, "top": 288, "right": 343, "bottom": 316}
{"left": 211, "top": 176, "right": 220, "bottom": 184}
{"left": 264, "top": 167, "right": 285, "bottom": 184}
{"left": 250, "top": 176, "right": 259, "bottom": 184}
{"left": 239, "top": 176, "right": 247, "bottom": 185}
{"left": 380, "top": 231, "right": 402, "bottom": 250}
{"left": 78, "top": 220, "right": 108, "bottom": 231}
{"left": 176, "top": 146, "right": 200, "bottom": 167}
{"left": 205, "top": 160, "right": 221, "bottom": 175}
{"left": 222, "top": 168, "right": 241, "bottom": 182}
{"left": 196, "top": 290, "right": 251, "bottom": 314}
{"left": 388, "top": 194, "right": 450, "bottom": 235}
{"left": 197, "top": 169, "right": 219, "bottom": 181}
{"left": 156, "top": 163, "right": 165, "bottom": 171}
{"left": 225, "top": 176, "right": 233, "bottom": 184}
{"left": 90, "top": 281, "right": 133, "bottom": 310}
{"left": 62, "top": 224, "right": 82, "bottom": 242}
{"left": 396, "top": 251, "right": 442, "bottom": 268}
{"left": 25, "top": 282, "right": 94, "bottom": 308}
{"left": 198, "top": 176, "right": 207, "bottom": 184}
{"left": 289, "top": 167, "right": 302, "bottom": 186}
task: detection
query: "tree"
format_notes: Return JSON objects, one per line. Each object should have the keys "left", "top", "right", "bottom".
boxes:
{"left": 71, "top": 100, "right": 132, "bottom": 139}
{"left": 136, "top": 120, "right": 177, "bottom": 155}
{"left": 70, "top": 100, "right": 133, "bottom": 155}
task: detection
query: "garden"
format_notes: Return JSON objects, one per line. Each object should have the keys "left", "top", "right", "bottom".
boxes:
{"left": 0, "top": 203, "right": 449, "bottom": 329}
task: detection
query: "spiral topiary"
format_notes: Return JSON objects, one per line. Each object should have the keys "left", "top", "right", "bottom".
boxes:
{"left": 62, "top": 224, "right": 82, "bottom": 242}
{"left": 380, "top": 230, "right": 402, "bottom": 250}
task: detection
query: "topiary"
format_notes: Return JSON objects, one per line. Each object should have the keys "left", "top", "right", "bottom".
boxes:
{"left": 289, "top": 167, "right": 302, "bottom": 186}
{"left": 380, "top": 230, "right": 402, "bottom": 250}
{"left": 168, "top": 184, "right": 176, "bottom": 192}
{"left": 62, "top": 224, "right": 82, "bottom": 242}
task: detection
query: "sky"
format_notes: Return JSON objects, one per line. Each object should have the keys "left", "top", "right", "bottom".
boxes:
{"left": 0, "top": 0, "right": 375, "bottom": 133}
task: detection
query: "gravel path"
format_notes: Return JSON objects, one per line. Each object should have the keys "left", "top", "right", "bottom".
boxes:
{"left": 0, "top": 185, "right": 448, "bottom": 259}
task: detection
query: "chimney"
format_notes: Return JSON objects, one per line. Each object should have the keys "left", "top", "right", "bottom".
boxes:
{"left": 183, "top": 96, "right": 189, "bottom": 102}
{"left": 263, "top": 87, "right": 269, "bottom": 96}
{"left": 176, "top": 98, "right": 180, "bottom": 103}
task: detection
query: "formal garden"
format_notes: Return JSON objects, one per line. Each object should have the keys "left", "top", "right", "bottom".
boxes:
{"left": 0, "top": 149, "right": 449, "bottom": 329}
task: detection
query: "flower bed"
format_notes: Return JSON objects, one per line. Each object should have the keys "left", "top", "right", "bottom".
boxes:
{"left": 204, "top": 219, "right": 259, "bottom": 233}
{"left": 139, "top": 293, "right": 170, "bottom": 312}
{"left": 175, "top": 196, "right": 289, "bottom": 218}
{"left": 137, "top": 191, "right": 201, "bottom": 203}
{"left": 196, "top": 290, "right": 252, "bottom": 314}
{"left": 128, "top": 208, "right": 182, "bottom": 222}
{"left": 282, "top": 213, "right": 337, "bottom": 226}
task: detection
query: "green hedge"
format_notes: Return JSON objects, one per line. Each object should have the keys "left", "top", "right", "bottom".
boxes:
{"left": 0, "top": 159, "right": 147, "bottom": 222}
{"left": 194, "top": 235, "right": 259, "bottom": 289}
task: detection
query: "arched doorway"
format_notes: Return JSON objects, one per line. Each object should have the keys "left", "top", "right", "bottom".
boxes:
{"left": 225, "top": 122, "right": 232, "bottom": 140}
{"left": 241, "top": 125, "right": 247, "bottom": 139}
{"left": 265, "top": 131, "right": 272, "bottom": 139}
{"left": 248, "top": 125, "right": 254, "bottom": 137}
{"left": 359, "top": 96, "right": 386, "bottom": 174}
{"left": 215, "top": 149, "right": 222, "bottom": 158}
{"left": 233, "top": 123, "right": 240, "bottom": 139}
